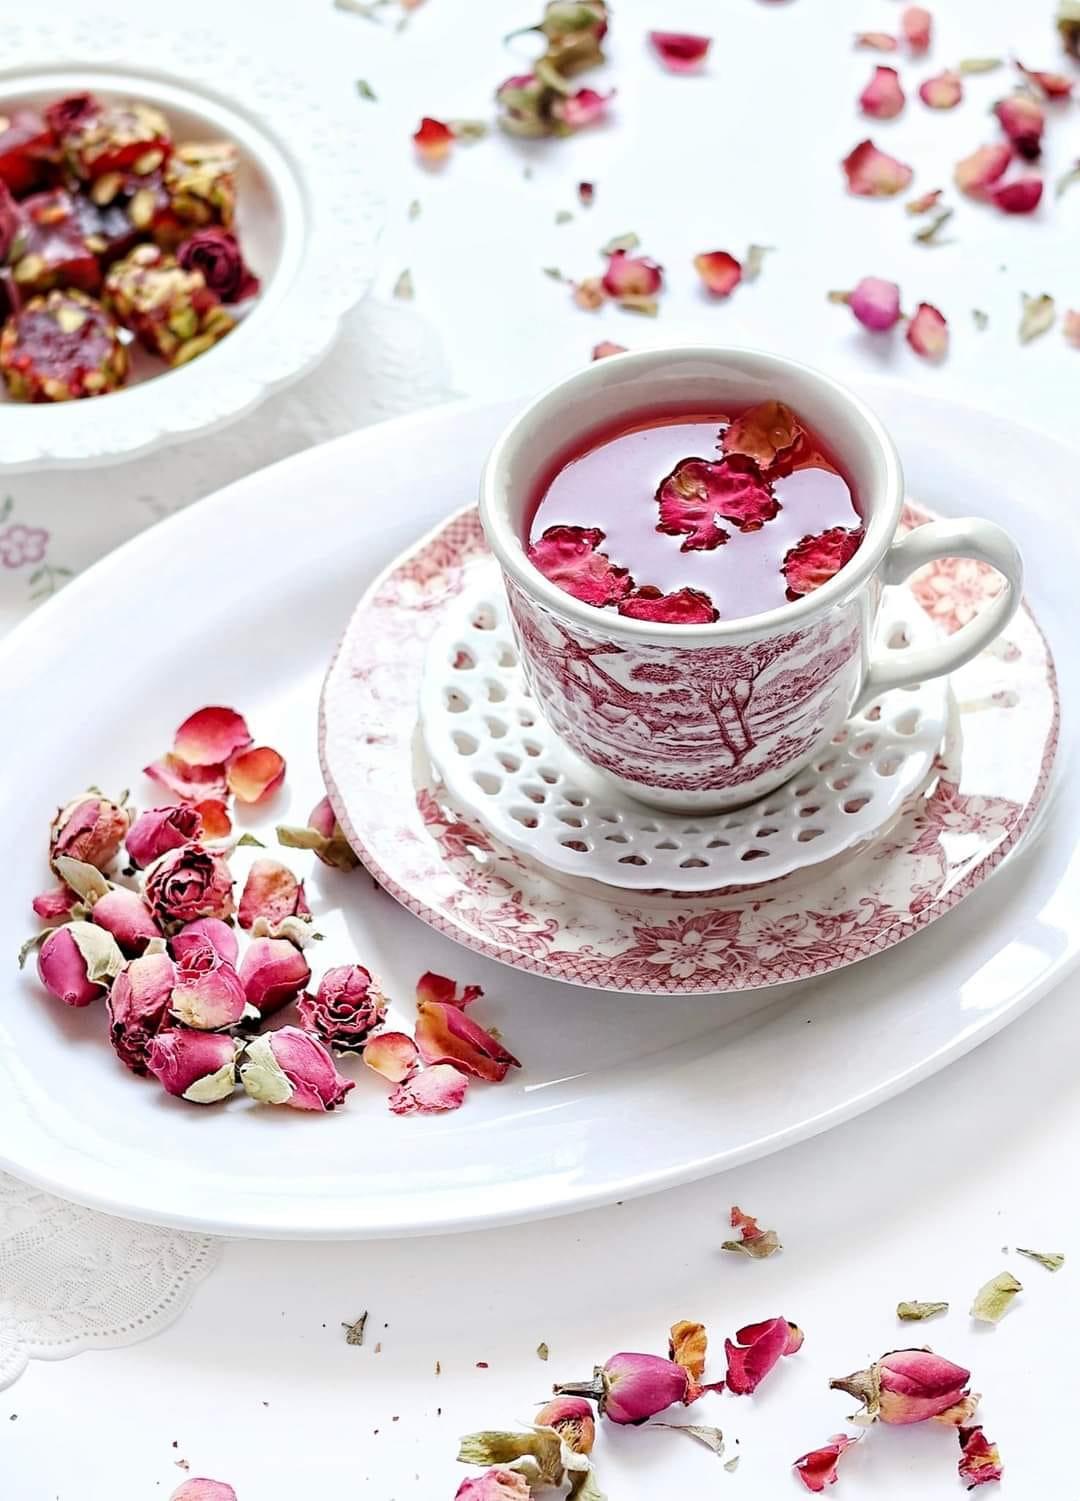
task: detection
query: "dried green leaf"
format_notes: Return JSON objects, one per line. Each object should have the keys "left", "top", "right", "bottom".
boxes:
{"left": 458, "top": 1429, "right": 566, "bottom": 1489}
{"left": 393, "top": 268, "right": 414, "bottom": 301}
{"left": 973, "top": 308, "right": 989, "bottom": 330}
{"left": 653, "top": 1423, "right": 725, "bottom": 1458}
{"left": 537, "top": 1341, "right": 550, "bottom": 1360}
{"left": 601, "top": 231, "right": 640, "bottom": 256}
{"left": 914, "top": 207, "right": 954, "bottom": 246}
{"left": 556, "top": 210, "right": 574, "bottom": 225}
{"left": 970, "top": 1270, "right": 1023, "bottom": 1322}
{"left": 342, "top": 1312, "right": 368, "bottom": 1345}
{"left": 1019, "top": 292, "right": 1055, "bottom": 344}
{"left": 235, "top": 833, "right": 266, "bottom": 848}
{"left": 1017, "top": 1247, "right": 1065, "bottom": 1271}
{"left": 743, "top": 244, "right": 773, "bottom": 282}
{"left": 407, "top": 199, "right": 421, "bottom": 220}
{"left": 449, "top": 119, "right": 489, "bottom": 144}
{"left": 67, "top": 921, "right": 125, "bottom": 985}
{"left": 897, "top": 1300, "right": 949, "bottom": 1321}
{"left": 957, "top": 57, "right": 1003, "bottom": 74}
{"left": 542, "top": 266, "right": 566, "bottom": 281}
{"left": 275, "top": 823, "right": 358, "bottom": 872}
{"left": 722, "top": 1229, "right": 781, "bottom": 1258}
{"left": 335, "top": 0, "right": 389, "bottom": 19}
{"left": 568, "top": 1470, "right": 607, "bottom": 1501}
{"left": 355, "top": 79, "right": 378, "bottom": 101}
{"left": 724, "top": 1455, "right": 741, "bottom": 1472}
{"left": 1055, "top": 160, "right": 1080, "bottom": 198}
{"left": 618, "top": 295, "right": 658, "bottom": 317}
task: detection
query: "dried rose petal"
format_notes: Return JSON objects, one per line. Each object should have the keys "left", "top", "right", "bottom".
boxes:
{"left": 920, "top": 71, "right": 963, "bottom": 108}
{"left": 722, "top": 1204, "right": 782, "bottom": 1257}
{"left": 783, "top": 528, "right": 863, "bottom": 598}
{"left": 194, "top": 798, "right": 232, "bottom": 840}
{"left": 170, "top": 1482, "right": 237, "bottom": 1501}
{"left": 363, "top": 1029, "right": 420, "bottom": 1083}
{"left": 793, "top": 1433, "right": 861, "bottom": 1492}
{"left": 389, "top": 1062, "right": 469, "bottom": 1115}
{"left": 147, "top": 1028, "right": 240, "bottom": 1103}
{"left": 843, "top": 139, "right": 914, "bottom": 197}
{"left": 552, "top": 88, "right": 613, "bottom": 132}
{"left": 725, "top": 1317, "right": 800, "bottom": 1395}
{"left": 416, "top": 971, "right": 482, "bottom": 1009}
{"left": 669, "top": 1321, "right": 708, "bottom": 1382}
{"left": 994, "top": 95, "right": 1045, "bottom": 160}
{"left": 693, "top": 251, "right": 742, "bottom": 297}
{"left": 527, "top": 525, "right": 632, "bottom": 606}
{"left": 602, "top": 249, "right": 663, "bottom": 299}
{"left": 592, "top": 340, "right": 627, "bottom": 359}
{"left": 144, "top": 755, "right": 229, "bottom": 803}
{"left": 1016, "top": 62, "right": 1073, "bottom": 98}
{"left": 907, "top": 302, "right": 949, "bottom": 359}
{"left": 126, "top": 805, "right": 202, "bottom": 869}
{"left": 830, "top": 1348, "right": 972, "bottom": 1425}
{"left": 238, "top": 936, "right": 311, "bottom": 1016}
{"left": 617, "top": 587, "right": 718, "bottom": 624}
{"left": 173, "top": 706, "right": 252, "bottom": 767}
{"left": 416, "top": 1000, "right": 519, "bottom": 1082}
{"left": 841, "top": 276, "right": 902, "bottom": 331}
{"left": 454, "top": 1469, "right": 531, "bottom": 1500}
{"left": 241, "top": 1026, "right": 353, "bottom": 1111}
{"left": 901, "top": 5, "right": 932, "bottom": 53}
{"left": 989, "top": 177, "right": 1043, "bottom": 213}
{"left": 648, "top": 31, "right": 712, "bottom": 71}
{"left": 657, "top": 458, "right": 778, "bottom": 551}
{"left": 1064, "top": 310, "right": 1080, "bottom": 347}
{"left": 413, "top": 116, "right": 454, "bottom": 164}
{"left": 958, "top": 1426, "right": 1003, "bottom": 1488}
{"left": 32, "top": 884, "right": 80, "bottom": 922}
{"left": 907, "top": 188, "right": 943, "bottom": 213}
{"left": 855, "top": 32, "right": 898, "bottom": 51}
{"left": 955, "top": 143, "right": 1013, "bottom": 197}
{"left": 238, "top": 859, "right": 307, "bottom": 931}
{"left": 724, "top": 401, "right": 802, "bottom": 467}
{"left": 860, "top": 66, "right": 905, "bottom": 118}
{"left": 226, "top": 746, "right": 286, "bottom": 803}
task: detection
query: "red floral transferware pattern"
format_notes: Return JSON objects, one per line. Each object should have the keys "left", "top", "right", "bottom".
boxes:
{"left": 319, "top": 504, "right": 1058, "bottom": 995}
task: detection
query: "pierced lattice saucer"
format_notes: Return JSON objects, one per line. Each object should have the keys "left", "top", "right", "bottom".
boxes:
{"left": 420, "top": 565, "right": 949, "bottom": 892}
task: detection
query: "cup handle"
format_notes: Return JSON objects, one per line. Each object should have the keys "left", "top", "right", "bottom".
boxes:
{"left": 854, "top": 516, "right": 1023, "bottom": 712}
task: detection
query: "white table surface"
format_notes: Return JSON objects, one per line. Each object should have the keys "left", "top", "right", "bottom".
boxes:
{"left": 5, "top": 0, "right": 1079, "bottom": 1496}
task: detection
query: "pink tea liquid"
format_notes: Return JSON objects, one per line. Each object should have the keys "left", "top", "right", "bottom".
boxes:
{"left": 526, "top": 404, "right": 864, "bottom": 623}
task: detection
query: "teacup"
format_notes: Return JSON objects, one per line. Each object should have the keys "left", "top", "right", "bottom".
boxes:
{"left": 479, "top": 348, "right": 1022, "bottom": 812}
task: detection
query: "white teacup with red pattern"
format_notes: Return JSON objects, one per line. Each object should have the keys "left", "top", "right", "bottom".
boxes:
{"left": 479, "top": 348, "right": 1022, "bottom": 812}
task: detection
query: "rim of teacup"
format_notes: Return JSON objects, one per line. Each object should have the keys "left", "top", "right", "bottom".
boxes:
{"left": 479, "top": 345, "right": 905, "bottom": 645}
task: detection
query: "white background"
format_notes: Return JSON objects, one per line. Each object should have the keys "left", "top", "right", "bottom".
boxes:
{"left": 5, "top": 0, "right": 1080, "bottom": 1496}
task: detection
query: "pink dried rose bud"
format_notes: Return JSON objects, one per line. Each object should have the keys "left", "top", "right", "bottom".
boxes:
{"left": 552, "top": 88, "right": 613, "bottom": 132}
{"left": 238, "top": 859, "right": 308, "bottom": 932}
{"left": 238, "top": 936, "right": 312, "bottom": 1016}
{"left": 37, "top": 921, "right": 125, "bottom": 1007}
{"left": 454, "top": 1471, "right": 531, "bottom": 1501}
{"left": 725, "top": 1317, "right": 802, "bottom": 1395}
{"left": 907, "top": 302, "right": 949, "bottom": 359}
{"left": 143, "top": 843, "right": 234, "bottom": 928}
{"left": 226, "top": 745, "right": 286, "bottom": 803}
{"left": 417, "top": 971, "right": 483, "bottom": 1009}
{"left": 363, "top": 1030, "right": 420, "bottom": 1083}
{"left": 147, "top": 1027, "right": 240, "bottom": 1103}
{"left": 648, "top": 31, "right": 712, "bottom": 71}
{"left": 592, "top": 340, "right": 627, "bottom": 359}
{"left": 958, "top": 1425, "right": 1003, "bottom": 1488}
{"left": 298, "top": 964, "right": 386, "bottom": 1052}
{"left": 534, "top": 1397, "right": 596, "bottom": 1455}
{"left": 413, "top": 116, "right": 455, "bottom": 164}
{"left": 602, "top": 249, "right": 663, "bottom": 300}
{"left": 276, "top": 794, "right": 359, "bottom": 871}
{"left": 694, "top": 250, "right": 742, "bottom": 297}
{"left": 126, "top": 804, "right": 203, "bottom": 868}
{"left": 49, "top": 792, "right": 129, "bottom": 871}
{"left": 527, "top": 525, "right": 633, "bottom": 607}
{"left": 920, "top": 71, "right": 963, "bottom": 109}
{"left": 554, "top": 1351, "right": 710, "bottom": 1425}
{"left": 842, "top": 140, "right": 914, "bottom": 197}
{"left": 173, "top": 705, "right": 252, "bottom": 766}
{"left": 989, "top": 177, "right": 1043, "bottom": 213}
{"left": 830, "top": 1347, "right": 973, "bottom": 1425}
{"left": 388, "top": 1062, "right": 468, "bottom": 1115}
{"left": 90, "top": 885, "right": 163, "bottom": 956}
{"left": 240, "top": 1026, "right": 354, "bottom": 1111}
{"left": 793, "top": 1433, "right": 861, "bottom": 1492}
{"left": 833, "top": 276, "right": 902, "bottom": 331}
{"left": 108, "top": 948, "right": 176, "bottom": 1072}
{"left": 32, "top": 884, "right": 80, "bottom": 922}
{"left": 170, "top": 1481, "right": 237, "bottom": 1501}
{"left": 177, "top": 229, "right": 259, "bottom": 303}
{"left": 994, "top": 95, "right": 1045, "bottom": 160}
{"left": 415, "top": 1000, "right": 520, "bottom": 1082}
{"left": 860, "top": 66, "right": 905, "bottom": 119}
{"left": 955, "top": 144, "right": 1013, "bottom": 197}
{"left": 901, "top": 5, "right": 932, "bottom": 53}
{"left": 171, "top": 917, "right": 238, "bottom": 967}
{"left": 170, "top": 941, "right": 250, "bottom": 1030}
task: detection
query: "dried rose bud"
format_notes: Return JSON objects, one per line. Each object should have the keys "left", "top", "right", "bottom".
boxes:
{"left": 170, "top": 1480, "right": 237, "bottom": 1501}
{"left": 108, "top": 948, "right": 176, "bottom": 1072}
{"left": 839, "top": 276, "right": 902, "bottom": 332}
{"left": 994, "top": 94, "right": 1045, "bottom": 160}
{"left": 830, "top": 1347, "right": 973, "bottom": 1425}
{"left": 413, "top": 116, "right": 455, "bottom": 164}
{"left": 240, "top": 1026, "right": 354, "bottom": 1111}
{"left": 238, "top": 859, "right": 308, "bottom": 932}
{"left": 793, "top": 1433, "right": 861, "bottom": 1492}
{"left": 555, "top": 1351, "right": 712, "bottom": 1425}
{"left": 37, "top": 921, "right": 124, "bottom": 1007}
{"left": 171, "top": 917, "right": 238, "bottom": 967}
{"left": 389, "top": 1063, "right": 468, "bottom": 1115}
{"left": 454, "top": 1471, "right": 530, "bottom": 1501}
{"left": 495, "top": 74, "right": 552, "bottom": 138}
{"left": 276, "top": 794, "right": 359, "bottom": 871}
{"left": 860, "top": 66, "right": 905, "bottom": 119}
{"left": 725, "top": 1317, "right": 802, "bottom": 1395}
{"left": 147, "top": 1027, "right": 239, "bottom": 1103}
{"left": 955, "top": 143, "right": 1013, "bottom": 197}
{"left": 648, "top": 31, "right": 712, "bottom": 71}
{"left": 901, "top": 5, "right": 932, "bottom": 53}
{"left": 416, "top": 1000, "right": 520, "bottom": 1082}
{"left": 126, "top": 804, "right": 202, "bottom": 868}
{"left": 238, "top": 936, "right": 311, "bottom": 1016}
{"left": 90, "top": 885, "right": 163, "bottom": 956}
{"left": 363, "top": 1030, "right": 419, "bottom": 1083}
{"left": 907, "top": 302, "right": 949, "bottom": 359}
{"left": 551, "top": 87, "right": 613, "bottom": 133}
{"left": 534, "top": 1397, "right": 596, "bottom": 1454}
{"left": 602, "top": 249, "right": 663, "bottom": 299}
{"left": 958, "top": 1426, "right": 1003, "bottom": 1488}
{"left": 49, "top": 792, "right": 129, "bottom": 872}
{"left": 177, "top": 229, "right": 259, "bottom": 303}
{"left": 694, "top": 251, "right": 742, "bottom": 297}
{"left": 170, "top": 940, "right": 250, "bottom": 1030}
{"left": 143, "top": 843, "right": 234, "bottom": 928}
{"left": 538, "top": 0, "right": 608, "bottom": 45}
{"left": 298, "top": 964, "right": 386, "bottom": 1052}
{"left": 32, "top": 884, "right": 80, "bottom": 922}
{"left": 842, "top": 140, "right": 914, "bottom": 196}
{"left": 417, "top": 971, "right": 482, "bottom": 1009}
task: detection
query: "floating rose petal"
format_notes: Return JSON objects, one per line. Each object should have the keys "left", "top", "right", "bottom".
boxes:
{"left": 694, "top": 250, "right": 742, "bottom": 297}
{"left": 1016, "top": 62, "right": 1073, "bottom": 98}
{"left": 902, "top": 5, "right": 932, "bottom": 53}
{"left": 602, "top": 249, "right": 663, "bottom": 299}
{"left": 723, "top": 1204, "right": 783, "bottom": 1257}
{"left": 648, "top": 31, "right": 712, "bottom": 71}
{"left": 173, "top": 706, "right": 252, "bottom": 767}
{"left": 389, "top": 1062, "right": 469, "bottom": 1115}
{"left": 855, "top": 32, "right": 898, "bottom": 52}
{"left": 592, "top": 340, "right": 627, "bottom": 359}
{"left": 955, "top": 143, "right": 1013, "bottom": 197}
{"left": 416, "top": 971, "right": 483, "bottom": 1009}
{"left": 907, "top": 302, "right": 949, "bottom": 359}
{"left": 363, "top": 1029, "right": 420, "bottom": 1083}
{"left": 413, "top": 116, "right": 454, "bottom": 164}
{"left": 552, "top": 88, "right": 613, "bottom": 131}
{"left": 617, "top": 587, "right": 718, "bottom": 624}
{"left": 669, "top": 1321, "right": 708, "bottom": 1382}
{"left": 833, "top": 276, "right": 902, "bottom": 332}
{"left": 958, "top": 1426, "right": 1004, "bottom": 1488}
{"left": 1064, "top": 310, "right": 1080, "bottom": 347}
{"left": 920, "top": 70, "right": 962, "bottom": 108}
{"left": 527, "top": 524, "right": 633, "bottom": 606}
{"left": 238, "top": 859, "right": 307, "bottom": 931}
{"left": 416, "top": 1000, "right": 520, "bottom": 1082}
{"left": 144, "top": 755, "right": 229, "bottom": 803}
{"left": 843, "top": 139, "right": 914, "bottom": 196}
{"left": 907, "top": 188, "right": 943, "bottom": 213}
{"left": 989, "top": 177, "right": 1043, "bottom": 213}
{"left": 226, "top": 746, "right": 286, "bottom": 803}
{"left": 724, "top": 400, "right": 803, "bottom": 468}
{"left": 725, "top": 1317, "right": 799, "bottom": 1395}
{"left": 793, "top": 1433, "right": 861, "bottom": 1493}
{"left": 194, "top": 799, "right": 231, "bottom": 840}
{"left": 830, "top": 1348, "right": 973, "bottom": 1425}
{"left": 860, "top": 66, "right": 905, "bottom": 118}
{"left": 994, "top": 95, "right": 1044, "bottom": 159}
{"left": 783, "top": 528, "right": 864, "bottom": 599}
{"left": 656, "top": 458, "right": 778, "bottom": 551}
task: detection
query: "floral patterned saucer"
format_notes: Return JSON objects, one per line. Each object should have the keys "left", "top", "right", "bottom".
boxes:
{"left": 320, "top": 504, "right": 1058, "bottom": 996}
